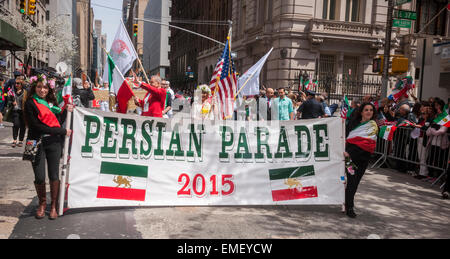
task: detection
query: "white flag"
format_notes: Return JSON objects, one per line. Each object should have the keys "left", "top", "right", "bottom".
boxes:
{"left": 238, "top": 48, "right": 273, "bottom": 97}
{"left": 102, "top": 19, "right": 138, "bottom": 89}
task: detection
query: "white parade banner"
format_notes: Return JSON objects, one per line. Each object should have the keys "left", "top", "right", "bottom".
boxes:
{"left": 67, "top": 108, "right": 345, "bottom": 209}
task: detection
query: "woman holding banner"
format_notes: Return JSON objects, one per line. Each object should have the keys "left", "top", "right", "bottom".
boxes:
{"left": 344, "top": 103, "right": 378, "bottom": 218}
{"left": 24, "top": 74, "right": 73, "bottom": 220}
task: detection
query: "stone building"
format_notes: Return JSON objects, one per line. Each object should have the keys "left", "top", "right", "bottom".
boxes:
{"left": 169, "top": 0, "right": 232, "bottom": 92}
{"left": 197, "top": 0, "right": 449, "bottom": 100}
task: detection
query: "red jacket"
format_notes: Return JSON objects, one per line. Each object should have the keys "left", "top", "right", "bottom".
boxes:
{"left": 139, "top": 83, "right": 166, "bottom": 118}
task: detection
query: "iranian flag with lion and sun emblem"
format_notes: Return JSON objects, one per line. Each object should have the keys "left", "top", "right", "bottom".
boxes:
{"left": 269, "top": 166, "right": 318, "bottom": 202}
{"left": 96, "top": 162, "right": 148, "bottom": 202}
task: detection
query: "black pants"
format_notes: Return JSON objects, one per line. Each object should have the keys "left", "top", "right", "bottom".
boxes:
{"left": 345, "top": 158, "right": 369, "bottom": 210}
{"left": 32, "top": 136, "right": 62, "bottom": 185}
{"left": 12, "top": 110, "right": 26, "bottom": 141}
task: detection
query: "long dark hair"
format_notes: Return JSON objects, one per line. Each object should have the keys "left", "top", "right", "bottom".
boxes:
{"left": 347, "top": 102, "right": 378, "bottom": 134}
{"left": 26, "top": 79, "right": 58, "bottom": 106}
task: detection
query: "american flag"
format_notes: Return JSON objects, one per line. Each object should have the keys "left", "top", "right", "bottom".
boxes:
{"left": 209, "top": 38, "right": 237, "bottom": 120}
{"left": 340, "top": 95, "right": 349, "bottom": 119}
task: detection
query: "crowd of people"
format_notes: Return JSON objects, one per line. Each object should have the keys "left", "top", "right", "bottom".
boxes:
{"left": 0, "top": 70, "right": 449, "bottom": 220}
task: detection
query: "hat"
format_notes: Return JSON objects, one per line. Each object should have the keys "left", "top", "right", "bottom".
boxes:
{"left": 306, "top": 90, "right": 316, "bottom": 96}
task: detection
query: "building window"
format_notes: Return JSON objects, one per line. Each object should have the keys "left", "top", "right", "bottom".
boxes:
{"left": 345, "top": 0, "right": 363, "bottom": 22}
{"left": 319, "top": 54, "right": 336, "bottom": 78}
{"left": 343, "top": 56, "right": 359, "bottom": 78}
{"left": 415, "top": 0, "right": 448, "bottom": 36}
{"left": 323, "top": 0, "right": 339, "bottom": 20}
{"left": 240, "top": 2, "right": 246, "bottom": 36}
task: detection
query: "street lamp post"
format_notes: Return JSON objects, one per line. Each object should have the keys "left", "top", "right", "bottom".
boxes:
{"left": 381, "top": 0, "right": 394, "bottom": 99}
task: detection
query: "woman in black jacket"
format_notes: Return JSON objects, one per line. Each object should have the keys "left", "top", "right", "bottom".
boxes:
{"left": 24, "top": 75, "right": 73, "bottom": 220}
{"left": 344, "top": 102, "right": 378, "bottom": 218}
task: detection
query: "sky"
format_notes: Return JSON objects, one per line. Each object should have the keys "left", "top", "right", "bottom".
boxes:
{"left": 91, "top": 0, "right": 123, "bottom": 50}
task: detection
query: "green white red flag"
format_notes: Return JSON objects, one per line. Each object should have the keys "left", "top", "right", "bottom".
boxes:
{"left": 269, "top": 166, "right": 318, "bottom": 202}
{"left": 379, "top": 125, "right": 397, "bottom": 141}
{"left": 96, "top": 161, "right": 148, "bottom": 202}
{"left": 107, "top": 53, "right": 134, "bottom": 114}
{"left": 346, "top": 120, "right": 378, "bottom": 153}
{"left": 56, "top": 75, "right": 72, "bottom": 108}
{"left": 434, "top": 111, "right": 450, "bottom": 128}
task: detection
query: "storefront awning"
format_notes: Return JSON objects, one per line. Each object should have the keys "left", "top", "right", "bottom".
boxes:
{"left": 0, "top": 19, "right": 27, "bottom": 51}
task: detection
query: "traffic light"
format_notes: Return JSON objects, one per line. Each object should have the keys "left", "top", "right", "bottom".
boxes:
{"left": 373, "top": 56, "right": 384, "bottom": 74}
{"left": 28, "top": 0, "right": 36, "bottom": 15}
{"left": 133, "top": 24, "right": 138, "bottom": 37}
{"left": 19, "top": 0, "right": 26, "bottom": 14}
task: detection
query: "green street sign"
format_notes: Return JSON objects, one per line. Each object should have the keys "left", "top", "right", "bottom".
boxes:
{"left": 395, "top": 0, "right": 412, "bottom": 6}
{"left": 393, "top": 19, "right": 412, "bottom": 28}
{"left": 393, "top": 9, "right": 417, "bottom": 20}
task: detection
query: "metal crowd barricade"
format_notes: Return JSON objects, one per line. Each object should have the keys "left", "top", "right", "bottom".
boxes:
{"left": 372, "top": 126, "right": 450, "bottom": 187}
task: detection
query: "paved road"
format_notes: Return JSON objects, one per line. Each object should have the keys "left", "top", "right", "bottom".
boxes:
{"left": 1, "top": 121, "right": 449, "bottom": 239}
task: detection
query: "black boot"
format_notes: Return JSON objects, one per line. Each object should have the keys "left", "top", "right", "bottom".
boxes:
{"left": 346, "top": 207, "right": 357, "bottom": 218}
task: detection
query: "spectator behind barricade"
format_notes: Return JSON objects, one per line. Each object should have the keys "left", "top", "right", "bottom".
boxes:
{"left": 396, "top": 103, "right": 417, "bottom": 124}
{"left": 275, "top": 87, "right": 294, "bottom": 121}
{"left": 393, "top": 103, "right": 417, "bottom": 173}
{"left": 322, "top": 92, "right": 338, "bottom": 116}
{"left": 378, "top": 98, "right": 395, "bottom": 122}
{"left": 426, "top": 98, "right": 449, "bottom": 185}
{"left": 297, "top": 90, "right": 324, "bottom": 120}
{"left": 415, "top": 102, "right": 433, "bottom": 179}
{"left": 316, "top": 94, "right": 331, "bottom": 117}
{"left": 346, "top": 98, "right": 361, "bottom": 122}
{"left": 72, "top": 78, "right": 95, "bottom": 108}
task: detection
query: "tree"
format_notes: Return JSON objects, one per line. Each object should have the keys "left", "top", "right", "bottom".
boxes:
{"left": 3, "top": 12, "right": 78, "bottom": 67}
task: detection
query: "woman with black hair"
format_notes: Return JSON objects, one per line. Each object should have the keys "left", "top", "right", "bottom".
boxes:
{"left": 426, "top": 98, "right": 449, "bottom": 198}
{"left": 8, "top": 78, "right": 27, "bottom": 147}
{"left": 24, "top": 75, "right": 73, "bottom": 220}
{"left": 344, "top": 102, "right": 378, "bottom": 218}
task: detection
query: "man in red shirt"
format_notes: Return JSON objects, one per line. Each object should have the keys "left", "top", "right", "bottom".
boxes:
{"left": 134, "top": 75, "right": 167, "bottom": 118}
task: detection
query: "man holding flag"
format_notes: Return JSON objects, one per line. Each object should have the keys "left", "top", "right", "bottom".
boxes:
{"left": 133, "top": 75, "right": 167, "bottom": 118}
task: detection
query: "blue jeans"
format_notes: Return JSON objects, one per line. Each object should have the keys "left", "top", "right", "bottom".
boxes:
{"left": 329, "top": 104, "right": 339, "bottom": 116}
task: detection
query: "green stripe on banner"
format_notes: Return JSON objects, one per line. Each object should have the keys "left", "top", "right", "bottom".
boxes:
{"left": 269, "top": 165, "right": 315, "bottom": 181}
{"left": 100, "top": 161, "right": 148, "bottom": 178}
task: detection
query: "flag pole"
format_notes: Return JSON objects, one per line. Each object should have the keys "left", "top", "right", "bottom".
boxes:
{"left": 120, "top": 19, "right": 150, "bottom": 84}
{"left": 234, "top": 69, "right": 260, "bottom": 101}
{"left": 58, "top": 73, "right": 73, "bottom": 216}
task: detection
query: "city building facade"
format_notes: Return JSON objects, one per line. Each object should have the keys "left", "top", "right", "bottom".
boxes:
{"left": 195, "top": 0, "right": 449, "bottom": 101}
{"left": 169, "top": 0, "right": 232, "bottom": 92}
{"left": 142, "top": 0, "right": 171, "bottom": 79}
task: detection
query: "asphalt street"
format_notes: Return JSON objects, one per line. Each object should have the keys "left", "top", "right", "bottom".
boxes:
{"left": 0, "top": 121, "right": 449, "bottom": 239}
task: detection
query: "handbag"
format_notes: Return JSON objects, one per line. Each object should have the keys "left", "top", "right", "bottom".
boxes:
{"left": 23, "top": 137, "right": 42, "bottom": 163}
{"left": 3, "top": 106, "right": 13, "bottom": 123}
